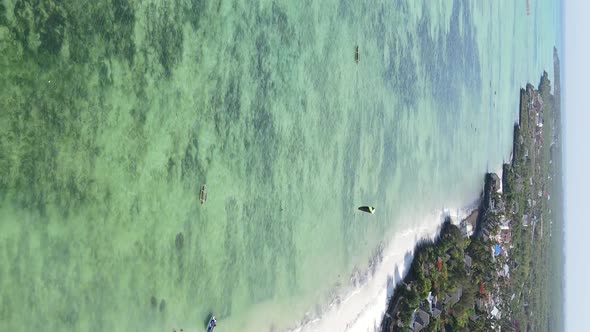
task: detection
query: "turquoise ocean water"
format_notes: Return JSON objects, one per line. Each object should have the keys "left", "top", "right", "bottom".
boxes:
{"left": 0, "top": 0, "right": 560, "bottom": 331}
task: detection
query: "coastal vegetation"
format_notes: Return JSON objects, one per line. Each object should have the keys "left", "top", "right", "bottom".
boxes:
{"left": 381, "top": 50, "right": 563, "bottom": 332}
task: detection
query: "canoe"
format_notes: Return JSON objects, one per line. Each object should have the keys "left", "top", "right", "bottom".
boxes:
{"left": 200, "top": 185, "right": 207, "bottom": 205}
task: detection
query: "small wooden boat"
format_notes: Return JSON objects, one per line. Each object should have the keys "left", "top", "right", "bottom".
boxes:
{"left": 207, "top": 315, "right": 217, "bottom": 332}
{"left": 355, "top": 46, "right": 360, "bottom": 63}
{"left": 200, "top": 185, "right": 207, "bottom": 205}
{"left": 358, "top": 206, "right": 375, "bottom": 214}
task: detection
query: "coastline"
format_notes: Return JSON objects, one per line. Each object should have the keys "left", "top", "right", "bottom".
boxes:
{"left": 378, "top": 171, "right": 499, "bottom": 331}
{"left": 287, "top": 203, "right": 480, "bottom": 332}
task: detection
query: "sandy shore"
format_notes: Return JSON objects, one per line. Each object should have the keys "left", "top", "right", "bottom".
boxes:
{"left": 289, "top": 205, "right": 479, "bottom": 332}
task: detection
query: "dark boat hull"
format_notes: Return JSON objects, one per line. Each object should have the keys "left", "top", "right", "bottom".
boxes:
{"left": 358, "top": 206, "right": 375, "bottom": 213}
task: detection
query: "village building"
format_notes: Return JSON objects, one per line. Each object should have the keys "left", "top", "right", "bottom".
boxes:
{"left": 411, "top": 308, "right": 431, "bottom": 332}
{"left": 522, "top": 214, "right": 530, "bottom": 227}
{"left": 444, "top": 286, "right": 463, "bottom": 307}
{"left": 490, "top": 306, "right": 502, "bottom": 320}
{"left": 464, "top": 254, "right": 473, "bottom": 274}
{"left": 496, "top": 228, "right": 512, "bottom": 244}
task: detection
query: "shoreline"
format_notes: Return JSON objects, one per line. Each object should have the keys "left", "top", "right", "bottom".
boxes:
{"left": 287, "top": 201, "right": 481, "bottom": 332}
{"left": 378, "top": 169, "right": 505, "bottom": 331}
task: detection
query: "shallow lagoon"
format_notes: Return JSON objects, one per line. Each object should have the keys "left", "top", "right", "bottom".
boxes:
{"left": 0, "top": 0, "right": 560, "bottom": 330}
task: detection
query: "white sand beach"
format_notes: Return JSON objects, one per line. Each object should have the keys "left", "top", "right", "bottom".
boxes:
{"left": 292, "top": 206, "right": 477, "bottom": 332}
